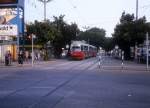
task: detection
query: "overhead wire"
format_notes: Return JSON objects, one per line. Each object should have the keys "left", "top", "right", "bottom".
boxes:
{"left": 25, "top": 0, "right": 43, "bottom": 22}
{"left": 140, "top": 4, "right": 150, "bottom": 9}
{"left": 65, "top": 0, "right": 89, "bottom": 25}
{"left": 64, "top": 0, "right": 123, "bottom": 30}
{"left": 138, "top": 2, "right": 150, "bottom": 20}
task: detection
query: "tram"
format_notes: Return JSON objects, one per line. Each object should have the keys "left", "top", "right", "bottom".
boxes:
{"left": 70, "top": 41, "right": 97, "bottom": 60}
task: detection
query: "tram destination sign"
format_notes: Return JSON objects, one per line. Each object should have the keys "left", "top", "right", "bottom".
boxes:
{"left": 0, "top": 25, "right": 17, "bottom": 36}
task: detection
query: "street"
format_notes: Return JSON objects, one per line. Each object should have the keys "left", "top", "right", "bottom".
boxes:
{"left": 0, "top": 56, "right": 150, "bottom": 108}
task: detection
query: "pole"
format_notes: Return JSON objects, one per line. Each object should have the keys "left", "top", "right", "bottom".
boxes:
{"left": 38, "top": 0, "right": 52, "bottom": 21}
{"left": 17, "top": 5, "right": 20, "bottom": 56}
{"left": 135, "top": 42, "right": 137, "bottom": 61}
{"left": 32, "top": 34, "right": 34, "bottom": 67}
{"left": 22, "top": 8, "right": 25, "bottom": 52}
{"left": 135, "top": 0, "right": 138, "bottom": 61}
{"left": 146, "top": 33, "right": 149, "bottom": 70}
{"left": 136, "top": 0, "right": 138, "bottom": 20}
{"left": 44, "top": 0, "right": 46, "bottom": 21}
{"left": 121, "top": 51, "right": 124, "bottom": 70}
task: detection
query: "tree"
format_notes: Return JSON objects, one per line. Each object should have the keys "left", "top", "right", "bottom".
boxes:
{"left": 62, "top": 23, "right": 79, "bottom": 56}
{"left": 52, "top": 15, "right": 79, "bottom": 58}
{"left": 27, "top": 20, "right": 57, "bottom": 45}
{"left": 26, "top": 20, "right": 58, "bottom": 60}
{"left": 103, "top": 37, "right": 115, "bottom": 52}
{"left": 77, "top": 27, "right": 106, "bottom": 48}
{"left": 113, "top": 12, "right": 147, "bottom": 59}
{"left": 27, "top": 15, "right": 80, "bottom": 58}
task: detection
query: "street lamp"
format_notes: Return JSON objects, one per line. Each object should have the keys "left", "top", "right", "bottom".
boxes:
{"left": 38, "top": 0, "right": 53, "bottom": 21}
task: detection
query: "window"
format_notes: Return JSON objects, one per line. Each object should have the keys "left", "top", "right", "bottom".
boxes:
{"left": 84, "top": 46, "right": 88, "bottom": 51}
{"left": 72, "top": 46, "right": 81, "bottom": 51}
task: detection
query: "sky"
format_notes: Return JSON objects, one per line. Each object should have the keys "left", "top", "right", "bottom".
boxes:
{"left": 25, "top": 0, "right": 150, "bottom": 37}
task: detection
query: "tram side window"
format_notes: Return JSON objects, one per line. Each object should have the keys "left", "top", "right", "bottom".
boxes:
{"left": 81, "top": 45, "right": 88, "bottom": 51}
{"left": 89, "top": 47, "right": 92, "bottom": 51}
{"left": 84, "top": 46, "right": 88, "bottom": 51}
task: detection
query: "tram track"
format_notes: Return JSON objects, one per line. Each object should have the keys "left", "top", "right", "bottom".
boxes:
{"left": 0, "top": 58, "right": 97, "bottom": 108}
{"left": 26, "top": 58, "right": 97, "bottom": 108}
{"left": 34, "top": 58, "right": 96, "bottom": 70}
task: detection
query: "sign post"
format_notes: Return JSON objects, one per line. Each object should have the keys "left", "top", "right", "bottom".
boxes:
{"left": 121, "top": 51, "right": 124, "bottom": 70}
{"left": 146, "top": 33, "right": 149, "bottom": 70}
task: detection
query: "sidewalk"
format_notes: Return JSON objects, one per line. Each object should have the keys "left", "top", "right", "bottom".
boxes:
{"left": 101, "top": 59, "right": 150, "bottom": 71}
{"left": 0, "top": 59, "right": 57, "bottom": 68}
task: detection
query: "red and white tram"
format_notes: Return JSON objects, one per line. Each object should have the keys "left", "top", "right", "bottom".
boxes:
{"left": 70, "top": 41, "right": 97, "bottom": 60}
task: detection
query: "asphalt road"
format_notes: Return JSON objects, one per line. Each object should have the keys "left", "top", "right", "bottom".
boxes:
{"left": 0, "top": 56, "right": 150, "bottom": 108}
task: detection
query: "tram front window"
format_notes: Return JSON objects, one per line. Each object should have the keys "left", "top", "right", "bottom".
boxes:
{"left": 72, "top": 46, "right": 81, "bottom": 51}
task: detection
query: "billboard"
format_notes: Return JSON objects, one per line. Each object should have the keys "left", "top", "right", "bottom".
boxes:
{"left": 0, "top": 7, "right": 23, "bottom": 35}
{"left": 0, "top": 0, "right": 24, "bottom": 9}
{"left": 0, "top": 0, "right": 18, "bottom": 4}
{"left": 0, "top": 25, "right": 17, "bottom": 35}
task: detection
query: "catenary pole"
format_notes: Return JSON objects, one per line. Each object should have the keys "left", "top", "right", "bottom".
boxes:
{"left": 38, "top": 0, "right": 52, "bottom": 21}
{"left": 134, "top": 0, "right": 138, "bottom": 61}
{"left": 136, "top": 0, "right": 138, "bottom": 20}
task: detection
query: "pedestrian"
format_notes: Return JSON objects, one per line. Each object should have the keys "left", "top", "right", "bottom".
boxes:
{"left": 5, "top": 52, "right": 9, "bottom": 66}
{"left": 18, "top": 51, "right": 24, "bottom": 66}
{"left": 7, "top": 51, "right": 12, "bottom": 65}
{"left": 5, "top": 51, "right": 12, "bottom": 66}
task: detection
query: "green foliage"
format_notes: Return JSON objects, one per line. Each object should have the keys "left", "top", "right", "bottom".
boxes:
{"left": 27, "top": 20, "right": 57, "bottom": 45}
{"left": 52, "top": 15, "right": 79, "bottom": 58}
{"left": 26, "top": 15, "right": 79, "bottom": 58}
{"left": 113, "top": 12, "right": 148, "bottom": 59}
{"left": 77, "top": 27, "right": 106, "bottom": 48}
{"left": 103, "top": 37, "right": 115, "bottom": 52}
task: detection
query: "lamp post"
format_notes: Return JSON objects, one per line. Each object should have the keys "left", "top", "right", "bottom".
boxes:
{"left": 38, "top": 0, "right": 52, "bottom": 21}
{"left": 31, "top": 34, "right": 36, "bottom": 67}
{"left": 136, "top": 0, "right": 138, "bottom": 20}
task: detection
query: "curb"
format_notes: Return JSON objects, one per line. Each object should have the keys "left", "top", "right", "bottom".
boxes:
{"left": 0, "top": 60, "right": 57, "bottom": 68}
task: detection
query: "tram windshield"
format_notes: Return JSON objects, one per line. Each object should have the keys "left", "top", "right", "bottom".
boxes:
{"left": 71, "top": 46, "right": 81, "bottom": 51}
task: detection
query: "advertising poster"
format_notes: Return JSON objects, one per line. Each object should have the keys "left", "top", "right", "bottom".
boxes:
{"left": 0, "top": 0, "right": 24, "bottom": 61}
{"left": 0, "top": 7, "right": 23, "bottom": 36}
